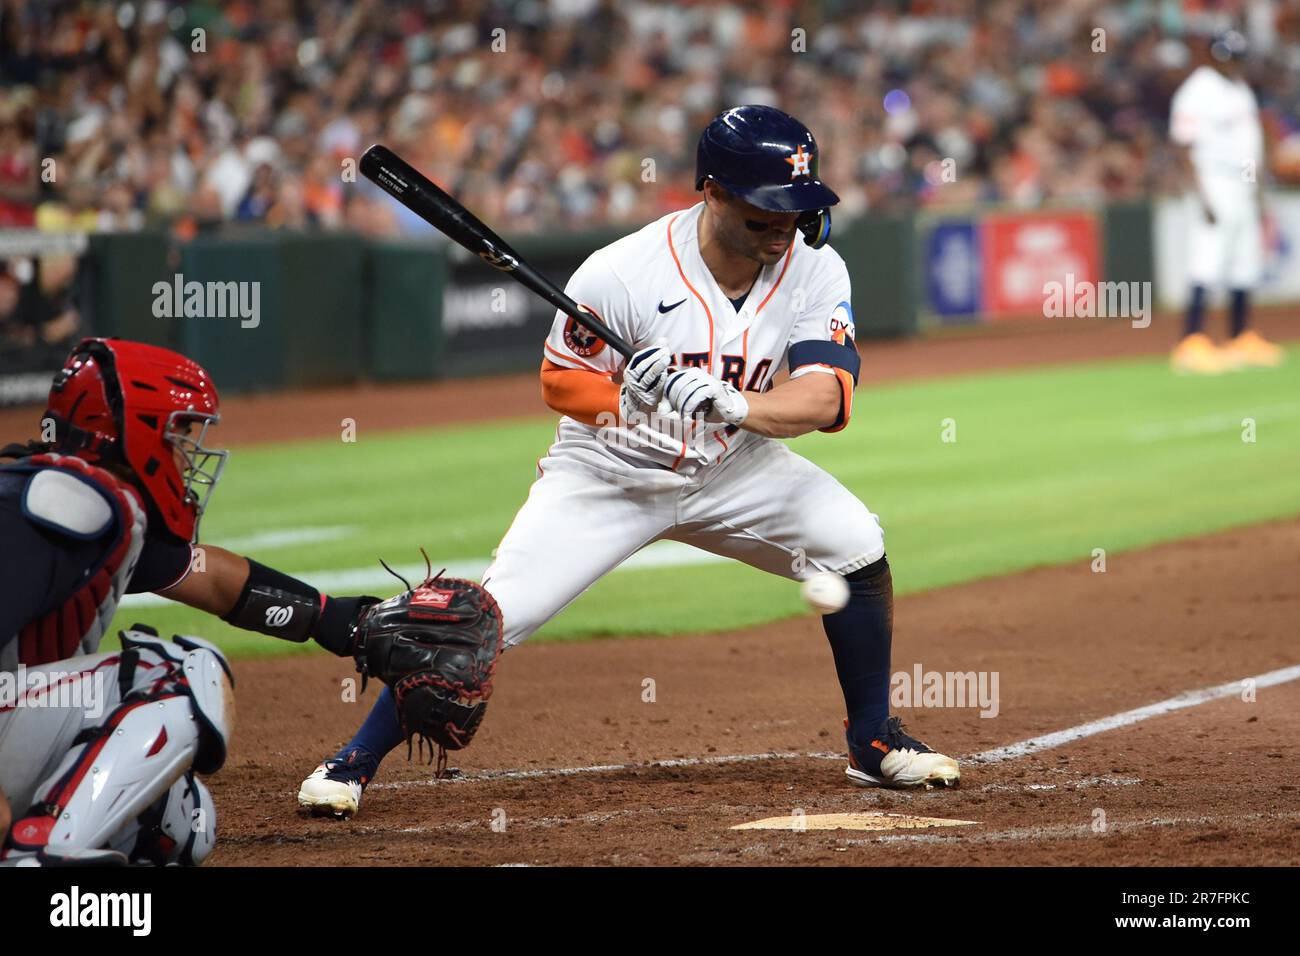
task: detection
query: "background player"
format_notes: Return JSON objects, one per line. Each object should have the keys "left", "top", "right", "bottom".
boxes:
{"left": 298, "top": 105, "right": 960, "bottom": 819}
{"left": 0, "top": 337, "right": 377, "bottom": 864}
{"left": 1169, "top": 29, "right": 1284, "bottom": 375}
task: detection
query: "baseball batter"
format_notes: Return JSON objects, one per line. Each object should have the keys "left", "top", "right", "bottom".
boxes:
{"left": 298, "top": 105, "right": 960, "bottom": 817}
{"left": 1169, "top": 29, "right": 1283, "bottom": 374}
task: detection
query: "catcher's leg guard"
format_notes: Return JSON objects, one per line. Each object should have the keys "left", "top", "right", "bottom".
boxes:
{"left": 0, "top": 651, "right": 124, "bottom": 827}
{"left": 124, "top": 772, "right": 217, "bottom": 865}
{"left": 2, "top": 629, "right": 233, "bottom": 865}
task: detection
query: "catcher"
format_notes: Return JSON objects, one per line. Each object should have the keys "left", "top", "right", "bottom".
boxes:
{"left": 0, "top": 337, "right": 501, "bottom": 863}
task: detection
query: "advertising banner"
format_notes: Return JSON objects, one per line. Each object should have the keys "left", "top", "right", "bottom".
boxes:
{"left": 981, "top": 210, "right": 1101, "bottom": 319}
{"left": 922, "top": 219, "right": 980, "bottom": 322}
{"left": 1154, "top": 192, "right": 1300, "bottom": 308}
{"left": 918, "top": 208, "right": 1102, "bottom": 324}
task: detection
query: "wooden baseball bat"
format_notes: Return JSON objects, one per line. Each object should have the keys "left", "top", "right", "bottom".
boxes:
{"left": 359, "top": 144, "right": 635, "bottom": 360}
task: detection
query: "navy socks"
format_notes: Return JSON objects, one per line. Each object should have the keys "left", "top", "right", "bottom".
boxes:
{"left": 346, "top": 685, "right": 406, "bottom": 763}
{"left": 1230, "top": 288, "right": 1249, "bottom": 339}
{"left": 1185, "top": 285, "right": 1207, "bottom": 337}
{"left": 822, "top": 557, "right": 894, "bottom": 745}
{"left": 1186, "top": 286, "right": 1251, "bottom": 339}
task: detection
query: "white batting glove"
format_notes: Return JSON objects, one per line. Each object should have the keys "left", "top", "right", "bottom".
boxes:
{"left": 663, "top": 368, "right": 749, "bottom": 426}
{"left": 619, "top": 344, "right": 672, "bottom": 421}
{"left": 704, "top": 379, "right": 749, "bottom": 426}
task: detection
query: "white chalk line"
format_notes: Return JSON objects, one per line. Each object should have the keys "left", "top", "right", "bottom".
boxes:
{"left": 1126, "top": 401, "right": 1300, "bottom": 442}
{"left": 369, "top": 662, "right": 1300, "bottom": 791}
{"left": 976, "top": 775, "right": 1142, "bottom": 793}
{"left": 370, "top": 768, "right": 1139, "bottom": 797}
{"left": 360, "top": 802, "right": 764, "bottom": 836}
{"left": 217, "top": 525, "right": 359, "bottom": 552}
{"left": 121, "top": 538, "right": 725, "bottom": 609}
{"left": 965, "top": 662, "right": 1300, "bottom": 766}
{"left": 370, "top": 751, "right": 846, "bottom": 790}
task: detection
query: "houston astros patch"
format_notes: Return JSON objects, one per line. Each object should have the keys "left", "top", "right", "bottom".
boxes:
{"left": 563, "top": 314, "right": 606, "bottom": 357}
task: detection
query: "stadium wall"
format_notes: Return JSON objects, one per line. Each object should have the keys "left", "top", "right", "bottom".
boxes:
{"left": 1154, "top": 189, "right": 1300, "bottom": 309}
{"left": 13, "top": 194, "right": 1295, "bottom": 400}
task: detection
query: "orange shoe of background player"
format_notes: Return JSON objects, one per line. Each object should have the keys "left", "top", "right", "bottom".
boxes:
{"left": 1170, "top": 332, "right": 1224, "bottom": 375}
{"left": 1221, "top": 329, "right": 1284, "bottom": 369}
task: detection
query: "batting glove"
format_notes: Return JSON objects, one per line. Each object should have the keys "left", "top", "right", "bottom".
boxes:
{"left": 619, "top": 344, "right": 672, "bottom": 422}
{"left": 663, "top": 368, "right": 749, "bottom": 426}
{"left": 704, "top": 379, "right": 749, "bottom": 427}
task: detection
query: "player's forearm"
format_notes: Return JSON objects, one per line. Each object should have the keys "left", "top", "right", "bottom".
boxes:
{"left": 160, "top": 544, "right": 249, "bottom": 615}
{"left": 738, "top": 372, "right": 842, "bottom": 439}
{"left": 160, "top": 544, "right": 367, "bottom": 656}
{"left": 0, "top": 786, "right": 11, "bottom": 846}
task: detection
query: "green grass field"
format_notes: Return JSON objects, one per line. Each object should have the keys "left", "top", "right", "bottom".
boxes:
{"left": 111, "top": 350, "right": 1300, "bottom": 658}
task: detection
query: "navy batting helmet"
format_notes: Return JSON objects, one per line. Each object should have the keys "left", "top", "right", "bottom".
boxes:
{"left": 1210, "top": 29, "right": 1248, "bottom": 63}
{"left": 695, "top": 105, "right": 839, "bottom": 248}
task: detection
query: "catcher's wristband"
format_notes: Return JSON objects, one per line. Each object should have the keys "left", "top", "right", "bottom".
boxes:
{"left": 318, "top": 595, "right": 380, "bottom": 658}
{"left": 222, "top": 559, "right": 323, "bottom": 642}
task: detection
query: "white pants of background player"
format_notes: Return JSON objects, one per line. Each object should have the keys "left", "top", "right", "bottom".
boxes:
{"left": 0, "top": 630, "right": 232, "bottom": 866}
{"left": 1186, "top": 189, "right": 1263, "bottom": 289}
{"left": 481, "top": 421, "right": 884, "bottom": 647}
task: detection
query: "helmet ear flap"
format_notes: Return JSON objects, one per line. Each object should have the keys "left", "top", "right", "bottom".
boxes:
{"left": 44, "top": 339, "right": 126, "bottom": 462}
{"left": 797, "top": 208, "right": 832, "bottom": 249}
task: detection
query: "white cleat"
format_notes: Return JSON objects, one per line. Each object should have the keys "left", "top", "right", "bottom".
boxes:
{"left": 298, "top": 765, "right": 363, "bottom": 818}
{"left": 845, "top": 716, "right": 961, "bottom": 790}
{"left": 296, "top": 749, "right": 377, "bottom": 818}
{"left": 846, "top": 750, "right": 961, "bottom": 789}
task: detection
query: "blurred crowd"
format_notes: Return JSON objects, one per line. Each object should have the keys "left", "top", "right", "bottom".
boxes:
{"left": 3, "top": 0, "right": 1300, "bottom": 242}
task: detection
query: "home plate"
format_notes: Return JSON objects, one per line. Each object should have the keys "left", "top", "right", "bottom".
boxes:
{"left": 730, "top": 812, "right": 977, "bottom": 832}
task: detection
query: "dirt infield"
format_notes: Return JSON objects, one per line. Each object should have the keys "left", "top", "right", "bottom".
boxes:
{"left": 211, "top": 516, "right": 1300, "bottom": 866}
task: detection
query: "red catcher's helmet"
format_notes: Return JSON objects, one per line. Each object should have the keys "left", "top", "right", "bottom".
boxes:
{"left": 44, "top": 338, "right": 228, "bottom": 542}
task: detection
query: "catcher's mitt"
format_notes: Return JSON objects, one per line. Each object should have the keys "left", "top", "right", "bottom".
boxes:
{"left": 353, "top": 562, "right": 503, "bottom": 774}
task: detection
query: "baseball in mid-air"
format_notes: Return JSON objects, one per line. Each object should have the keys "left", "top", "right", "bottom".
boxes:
{"left": 801, "top": 571, "right": 849, "bottom": 614}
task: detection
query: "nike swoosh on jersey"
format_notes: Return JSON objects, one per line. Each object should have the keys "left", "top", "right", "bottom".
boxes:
{"left": 657, "top": 298, "right": 687, "bottom": 314}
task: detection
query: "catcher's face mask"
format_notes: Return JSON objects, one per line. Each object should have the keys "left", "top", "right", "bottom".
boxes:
{"left": 165, "top": 411, "right": 229, "bottom": 542}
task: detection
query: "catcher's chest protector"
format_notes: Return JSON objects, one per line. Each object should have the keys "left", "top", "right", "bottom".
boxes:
{"left": 2, "top": 454, "right": 147, "bottom": 668}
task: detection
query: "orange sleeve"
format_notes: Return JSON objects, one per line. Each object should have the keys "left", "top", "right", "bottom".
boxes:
{"left": 819, "top": 367, "right": 856, "bottom": 434}
{"left": 540, "top": 358, "right": 619, "bottom": 427}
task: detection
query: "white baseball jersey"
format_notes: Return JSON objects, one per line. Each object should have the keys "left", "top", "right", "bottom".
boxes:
{"left": 542, "top": 202, "right": 857, "bottom": 472}
{"left": 1170, "top": 66, "right": 1265, "bottom": 288}
{"left": 482, "top": 203, "right": 880, "bottom": 647}
{"left": 1170, "top": 65, "right": 1263, "bottom": 203}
